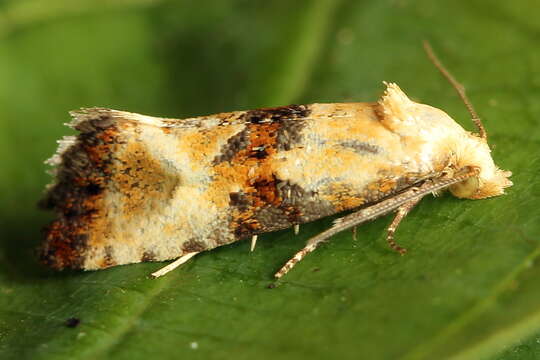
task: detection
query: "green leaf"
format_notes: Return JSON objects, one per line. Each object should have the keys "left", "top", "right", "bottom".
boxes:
{"left": 0, "top": 1, "right": 538, "bottom": 359}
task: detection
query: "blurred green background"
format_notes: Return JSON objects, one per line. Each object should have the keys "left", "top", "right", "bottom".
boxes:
{"left": 1, "top": 1, "right": 540, "bottom": 359}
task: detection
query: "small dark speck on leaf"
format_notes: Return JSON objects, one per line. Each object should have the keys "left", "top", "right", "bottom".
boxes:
{"left": 267, "top": 283, "right": 277, "bottom": 289}
{"left": 65, "top": 317, "right": 80, "bottom": 328}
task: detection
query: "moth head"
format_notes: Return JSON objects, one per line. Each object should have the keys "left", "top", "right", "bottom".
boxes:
{"left": 449, "top": 135, "right": 512, "bottom": 199}
{"left": 377, "top": 82, "right": 512, "bottom": 199}
{"left": 421, "top": 41, "right": 512, "bottom": 200}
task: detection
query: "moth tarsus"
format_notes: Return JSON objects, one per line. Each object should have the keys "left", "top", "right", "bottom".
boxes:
{"left": 386, "top": 198, "right": 420, "bottom": 255}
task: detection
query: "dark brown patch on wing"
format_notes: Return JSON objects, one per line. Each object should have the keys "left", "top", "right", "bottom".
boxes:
{"left": 229, "top": 192, "right": 250, "bottom": 211}
{"left": 251, "top": 176, "right": 281, "bottom": 207}
{"left": 276, "top": 119, "right": 306, "bottom": 151}
{"left": 40, "top": 111, "right": 120, "bottom": 270}
{"left": 242, "top": 105, "right": 310, "bottom": 151}
{"left": 242, "top": 104, "right": 310, "bottom": 124}
{"left": 214, "top": 105, "right": 309, "bottom": 165}
{"left": 100, "top": 245, "right": 116, "bottom": 268}
{"left": 231, "top": 177, "right": 338, "bottom": 237}
{"left": 182, "top": 239, "right": 208, "bottom": 253}
{"left": 141, "top": 250, "right": 156, "bottom": 262}
{"left": 276, "top": 180, "right": 337, "bottom": 223}
{"left": 250, "top": 146, "right": 269, "bottom": 160}
{"left": 251, "top": 206, "right": 292, "bottom": 231}
{"left": 213, "top": 128, "right": 250, "bottom": 164}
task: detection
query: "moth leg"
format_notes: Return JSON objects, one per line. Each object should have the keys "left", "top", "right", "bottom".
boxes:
{"left": 386, "top": 198, "right": 421, "bottom": 255}
{"left": 352, "top": 226, "right": 357, "bottom": 241}
{"left": 274, "top": 167, "right": 479, "bottom": 279}
{"left": 294, "top": 224, "right": 300, "bottom": 235}
{"left": 250, "top": 235, "right": 258, "bottom": 252}
{"left": 274, "top": 243, "right": 318, "bottom": 279}
{"left": 151, "top": 252, "right": 199, "bottom": 278}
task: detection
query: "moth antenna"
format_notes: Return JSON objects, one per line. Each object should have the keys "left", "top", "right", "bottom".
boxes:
{"left": 423, "top": 41, "right": 487, "bottom": 140}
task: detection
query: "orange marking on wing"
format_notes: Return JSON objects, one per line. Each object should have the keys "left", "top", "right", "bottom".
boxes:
{"left": 113, "top": 140, "right": 178, "bottom": 218}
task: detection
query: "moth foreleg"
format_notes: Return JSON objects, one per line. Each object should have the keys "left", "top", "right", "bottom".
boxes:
{"left": 274, "top": 187, "right": 425, "bottom": 279}
{"left": 274, "top": 167, "right": 479, "bottom": 279}
{"left": 386, "top": 198, "right": 421, "bottom": 255}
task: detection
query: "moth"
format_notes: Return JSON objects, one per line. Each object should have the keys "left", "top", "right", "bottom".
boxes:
{"left": 40, "top": 43, "right": 512, "bottom": 279}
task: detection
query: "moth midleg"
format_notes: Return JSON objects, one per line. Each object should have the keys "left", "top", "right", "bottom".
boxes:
{"left": 274, "top": 166, "right": 479, "bottom": 279}
{"left": 250, "top": 235, "right": 258, "bottom": 252}
{"left": 151, "top": 252, "right": 199, "bottom": 278}
{"left": 386, "top": 198, "right": 421, "bottom": 255}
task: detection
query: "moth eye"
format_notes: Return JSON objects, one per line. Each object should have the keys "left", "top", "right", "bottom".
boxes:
{"left": 449, "top": 176, "right": 480, "bottom": 199}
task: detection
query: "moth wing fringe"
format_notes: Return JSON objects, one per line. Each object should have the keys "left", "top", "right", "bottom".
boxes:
{"left": 44, "top": 135, "right": 77, "bottom": 169}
